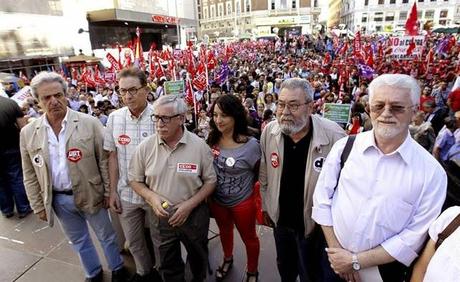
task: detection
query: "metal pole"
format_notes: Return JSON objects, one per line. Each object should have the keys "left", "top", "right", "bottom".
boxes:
{"left": 175, "top": 0, "right": 181, "bottom": 48}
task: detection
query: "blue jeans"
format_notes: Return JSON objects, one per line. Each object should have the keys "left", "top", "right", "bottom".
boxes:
{"left": 273, "top": 226, "right": 321, "bottom": 282}
{"left": 52, "top": 194, "right": 123, "bottom": 278}
{"left": 0, "top": 148, "right": 31, "bottom": 215}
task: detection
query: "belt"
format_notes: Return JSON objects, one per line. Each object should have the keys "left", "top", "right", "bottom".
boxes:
{"left": 52, "top": 190, "right": 73, "bottom": 195}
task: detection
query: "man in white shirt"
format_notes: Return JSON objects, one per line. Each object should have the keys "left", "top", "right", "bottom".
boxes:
{"left": 20, "top": 72, "right": 126, "bottom": 282}
{"left": 104, "top": 67, "right": 158, "bottom": 281}
{"left": 312, "top": 74, "right": 447, "bottom": 282}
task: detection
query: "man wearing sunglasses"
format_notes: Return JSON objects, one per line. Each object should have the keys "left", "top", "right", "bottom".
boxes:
{"left": 313, "top": 74, "right": 447, "bottom": 282}
{"left": 129, "top": 95, "right": 216, "bottom": 282}
{"left": 103, "top": 67, "right": 159, "bottom": 281}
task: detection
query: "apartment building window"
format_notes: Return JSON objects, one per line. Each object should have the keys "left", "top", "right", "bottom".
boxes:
{"left": 390, "top": 0, "right": 396, "bottom": 3}
{"left": 385, "top": 12, "right": 395, "bottom": 21}
{"left": 365, "top": 0, "right": 369, "bottom": 6}
{"left": 417, "top": 11, "right": 422, "bottom": 18}
{"left": 440, "top": 10, "right": 448, "bottom": 17}
{"left": 399, "top": 11, "right": 407, "bottom": 19}
{"left": 227, "top": 2, "right": 232, "bottom": 15}
{"left": 245, "top": 0, "right": 250, "bottom": 12}
{"left": 218, "top": 3, "right": 224, "bottom": 17}
{"left": 439, "top": 19, "right": 447, "bottom": 25}
{"left": 425, "top": 10, "right": 434, "bottom": 18}
{"left": 211, "top": 5, "right": 215, "bottom": 18}
{"left": 362, "top": 14, "right": 368, "bottom": 22}
{"left": 236, "top": 0, "right": 241, "bottom": 14}
{"left": 203, "top": 7, "right": 208, "bottom": 19}
{"left": 271, "top": 0, "right": 275, "bottom": 10}
{"left": 292, "top": 0, "right": 296, "bottom": 9}
{"left": 418, "top": 0, "right": 424, "bottom": 2}
{"left": 375, "top": 12, "right": 384, "bottom": 21}
{"left": 378, "top": 0, "right": 384, "bottom": 4}
{"left": 376, "top": 26, "right": 383, "bottom": 31}
{"left": 402, "top": 0, "right": 409, "bottom": 3}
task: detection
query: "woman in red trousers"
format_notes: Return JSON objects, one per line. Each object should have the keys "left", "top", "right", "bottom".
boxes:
{"left": 207, "top": 94, "right": 261, "bottom": 282}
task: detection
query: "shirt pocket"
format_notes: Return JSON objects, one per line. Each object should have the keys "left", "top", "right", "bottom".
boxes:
{"left": 377, "top": 198, "right": 414, "bottom": 234}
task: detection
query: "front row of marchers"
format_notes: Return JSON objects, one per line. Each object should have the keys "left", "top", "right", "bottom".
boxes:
{"left": 19, "top": 71, "right": 458, "bottom": 282}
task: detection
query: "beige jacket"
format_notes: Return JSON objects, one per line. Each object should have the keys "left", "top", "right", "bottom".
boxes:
{"left": 20, "top": 109, "right": 109, "bottom": 226}
{"left": 259, "top": 114, "right": 346, "bottom": 237}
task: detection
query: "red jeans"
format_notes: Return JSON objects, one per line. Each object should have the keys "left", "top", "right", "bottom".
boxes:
{"left": 209, "top": 195, "right": 260, "bottom": 273}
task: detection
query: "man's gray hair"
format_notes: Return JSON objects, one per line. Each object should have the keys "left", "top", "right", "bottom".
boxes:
{"left": 368, "top": 74, "right": 420, "bottom": 106}
{"left": 153, "top": 94, "right": 188, "bottom": 115}
{"left": 30, "top": 71, "right": 68, "bottom": 100}
{"left": 279, "top": 78, "right": 314, "bottom": 102}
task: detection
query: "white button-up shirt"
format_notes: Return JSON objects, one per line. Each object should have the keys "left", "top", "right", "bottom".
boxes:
{"left": 424, "top": 206, "right": 460, "bottom": 282}
{"left": 43, "top": 111, "right": 72, "bottom": 191}
{"left": 312, "top": 130, "right": 447, "bottom": 268}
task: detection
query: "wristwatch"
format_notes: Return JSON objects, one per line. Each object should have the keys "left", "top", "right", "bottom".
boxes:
{"left": 352, "top": 254, "right": 361, "bottom": 271}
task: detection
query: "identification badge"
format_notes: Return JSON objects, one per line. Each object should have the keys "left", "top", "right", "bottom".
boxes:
{"left": 67, "top": 148, "right": 83, "bottom": 163}
{"left": 271, "top": 152, "right": 280, "bottom": 168}
{"left": 32, "top": 154, "right": 44, "bottom": 167}
{"left": 118, "top": 134, "right": 131, "bottom": 145}
{"left": 177, "top": 163, "right": 198, "bottom": 173}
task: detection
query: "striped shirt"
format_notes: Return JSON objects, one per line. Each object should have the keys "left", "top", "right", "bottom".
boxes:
{"left": 104, "top": 105, "right": 155, "bottom": 204}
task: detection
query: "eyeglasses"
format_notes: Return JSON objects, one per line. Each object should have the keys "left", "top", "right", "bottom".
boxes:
{"left": 370, "top": 104, "right": 415, "bottom": 115}
{"left": 119, "top": 86, "right": 145, "bottom": 97}
{"left": 277, "top": 101, "right": 310, "bottom": 112}
{"left": 151, "top": 114, "right": 181, "bottom": 124}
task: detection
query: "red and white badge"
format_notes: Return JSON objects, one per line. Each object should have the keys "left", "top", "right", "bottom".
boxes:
{"left": 177, "top": 163, "right": 198, "bottom": 173}
{"left": 67, "top": 148, "right": 83, "bottom": 163}
{"left": 118, "top": 134, "right": 131, "bottom": 145}
{"left": 271, "top": 152, "right": 280, "bottom": 168}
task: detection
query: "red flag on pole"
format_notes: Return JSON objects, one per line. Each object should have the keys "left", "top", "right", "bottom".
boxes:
{"left": 405, "top": 2, "right": 419, "bottom": 36}
{"left": 406, "top": 37, "right": 416, "bottom": 56}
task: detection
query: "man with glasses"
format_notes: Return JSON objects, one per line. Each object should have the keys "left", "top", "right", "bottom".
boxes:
{"left": 128, "top": 95, "right": 216, "bottom": 282}
{"left": 259, "top": 78, "right": 346, "bottom": 282}
{"left": 103, "top": 67, "right": 159, "bottom": 281}
{"left": 312, "top": 74, "right": 447, "bottom": 282}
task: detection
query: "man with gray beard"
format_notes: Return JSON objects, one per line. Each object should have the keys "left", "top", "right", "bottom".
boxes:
{"left": 259, "top": 78, "right": 346, "bottom": 282}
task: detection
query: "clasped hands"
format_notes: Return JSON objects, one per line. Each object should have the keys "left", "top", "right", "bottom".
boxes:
{"left": 326, "top": 247, "right": 361, "bottom": 282}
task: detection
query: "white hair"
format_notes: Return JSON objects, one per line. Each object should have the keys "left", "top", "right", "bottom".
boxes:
{"left": 30, "top": 71, "right": 67, "bottom": 100}
{"left": 153, "top": 94, "right": 187, "bottom": 115}
{"left": 279, "top": 78, "right": 314, "bottom": 102}
{"left": 368, "top": 74, "right": 420, "bottom": 106}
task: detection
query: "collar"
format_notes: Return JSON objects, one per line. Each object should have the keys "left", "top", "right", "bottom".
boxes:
{"left": 361, "top": 130, "right": 413, "bottom": 165}
{"left": 43, "top": 109, "right": 69, "bottom": 129}
{"left": 127, "top": 103, "right": 149, "bottom": 120}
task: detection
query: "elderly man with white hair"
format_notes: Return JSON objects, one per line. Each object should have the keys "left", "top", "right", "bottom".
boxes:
{"left": 312, "top": 74, "right": 448, "bottom": 282}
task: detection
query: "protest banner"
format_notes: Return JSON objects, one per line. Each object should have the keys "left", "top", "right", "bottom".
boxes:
{"left": 164, "top": 80, "right": 185, "bottom": 96}
{"left": 389, "top": 36, "right": 425, "bottom": 59}
{"left": 323, "top": 103, "right": 351, "bottom": 124}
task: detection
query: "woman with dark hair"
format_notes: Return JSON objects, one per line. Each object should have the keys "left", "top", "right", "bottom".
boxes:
{"left": 207, "top": 94, "right": 261, "bottom": 282}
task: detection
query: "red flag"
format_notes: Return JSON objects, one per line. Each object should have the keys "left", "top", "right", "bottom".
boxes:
{"left": 94, "top": 65, "right": 106, "bottom": 85}
{"left": 405, "top": 2, "right": 419, "bottom": 36}
{"left": 106, "top": 53, "right": 121, "bottom": 71}
{"left": 322, "top": 52, "right": 331, "bottom": 66}
{"left": 426, "top": 47, "right": 434, "bottom": 65}
{"left": 207, "top": 51, "right": 217, "bottom": 70}
{"left": 364, "top": 44, "right": 374, "bottom": 66}
{"left": 406, "top": 37, "right": 416, "bottom": 56}
{"left": 192, "top": 62, "right": 207, "bottom": 91}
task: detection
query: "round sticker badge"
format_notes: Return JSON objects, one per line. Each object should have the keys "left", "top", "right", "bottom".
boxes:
{"left": 141, "top": 131, "right": 148, "bottom": 138}
{"left": 118, "top": 134, "right": 131, "bottom": 145}
{"left": 271, "top": 152, "right": 280, "bottom": 168}
{"left": 32, "top": 154, "right": 44, "bottom": 168}
{"left": 67, "top": 148, "right": 83, "bottom": 163}
{"left": 225, "top": 157, "right": 236, "bottom": 167}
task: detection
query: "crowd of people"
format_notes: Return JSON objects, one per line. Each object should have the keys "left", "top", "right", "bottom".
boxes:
{"left": 0, "top": 33, "right": 460, "bottom": 282}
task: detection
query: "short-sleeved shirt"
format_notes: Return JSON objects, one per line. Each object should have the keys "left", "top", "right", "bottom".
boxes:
{"left": 424, "top": 206, "right": 460, "bottom": 282}
{"left": 435, "top": 129, "right": 456, "bottom": 162}
{"left": 0, "top": 96, "right": 23, "bottom": 150}
{"left": 212, "top": 137, "right": 261, "bottom": 207}
{"left": 128, "top": 129, "right": 217, "bottom": 205}
{"left": 104, "top": 105, "right": 155, "bottom": 204}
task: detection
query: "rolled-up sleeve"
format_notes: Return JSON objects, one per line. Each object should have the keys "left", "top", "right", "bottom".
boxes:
{"left": 200, "top": 144, "right": 217, "bottom": 185}
{"left": 381, "top": 165, "right": 447, "bottom": 266}
{"left": 312, "top": 137, "right": 347, "bottom": 227}
{"left": 103, "top": 113, "right": 116, "bottom": 152}
{"left": 128, "top": 143, "right": 146, "bottom": 183}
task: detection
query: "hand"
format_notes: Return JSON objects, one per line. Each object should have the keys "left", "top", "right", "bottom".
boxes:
{"left": 261, "top": 211, "right": 275, "bottom": 227}
{"left": 343, "top": 271, "right": 361, "bottom": 282}
{"left": 103, "top": 197, "right": 110, "bottom": 209}
{"left": 168, "top": 200, "right": 194, "bottom": 227}
{"left": 109, "top": 191, "right": 122, "bottom": 214}
{"left": 146, "top": 191, "right": 168, "bottom": 218}
{"left": 326, "top": 247, "right": 354, "bottom": 275}
{"left": 37, "top": 210, "right": 47, "bottom": 221}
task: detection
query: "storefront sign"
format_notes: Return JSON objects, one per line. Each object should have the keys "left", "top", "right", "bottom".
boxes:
{"left": 152, "top": 15, "right": 179, "bottom": 25}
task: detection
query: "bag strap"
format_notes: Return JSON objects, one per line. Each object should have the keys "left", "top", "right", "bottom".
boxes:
{"left": 435, "top": 213, "right": 460, "bottom": 250}
{"left": 333, "top": 135, "right": 356, "bottom": 192}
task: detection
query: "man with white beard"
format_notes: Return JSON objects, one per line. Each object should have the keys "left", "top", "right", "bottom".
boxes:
{"left": 259, "top": 78, "right": 346, "bottom": 282}
{"left": 312, "top": 74, "right": 447, "bottom": 282}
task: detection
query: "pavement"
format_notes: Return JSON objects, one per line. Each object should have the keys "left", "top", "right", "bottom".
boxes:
{"left": 0, "top": 211, "right": 280, "bottom": 282}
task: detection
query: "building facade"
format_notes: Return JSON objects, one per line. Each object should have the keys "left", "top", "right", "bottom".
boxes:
{"left": 340, "top": 0, "right": 460, "bottom": 34}
{"left": 198, "top": 0, "right": 321, "bottom": 40}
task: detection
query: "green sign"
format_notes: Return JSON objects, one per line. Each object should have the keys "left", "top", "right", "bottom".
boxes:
{"left": 164, "top": 80, "right": 185, "bottom": 96}
{"left": 323, "top": 103, "right": 351, "bottom": 124}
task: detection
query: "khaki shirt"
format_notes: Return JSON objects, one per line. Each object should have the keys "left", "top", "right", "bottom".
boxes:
{"left": 128, "top": 129, "right": 216, "bottom": 205}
